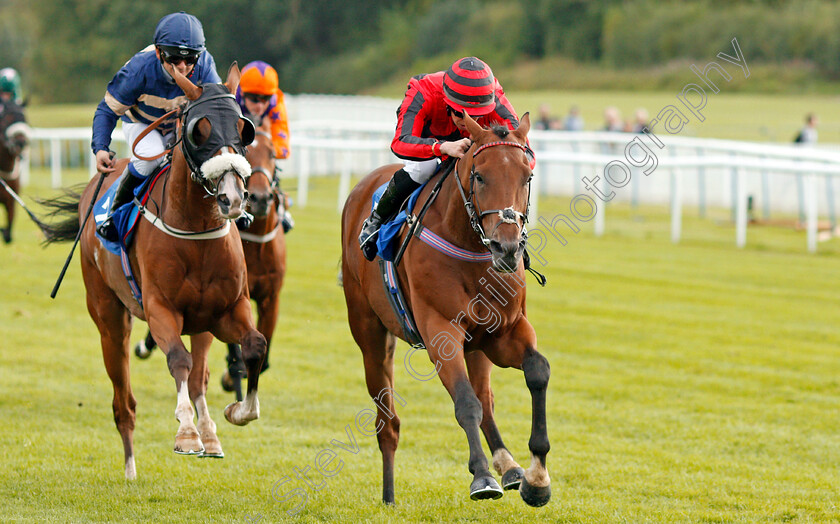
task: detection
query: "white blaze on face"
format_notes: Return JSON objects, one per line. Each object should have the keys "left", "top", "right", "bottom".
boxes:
{"left": 217, "top": 173, "right": 244, "bottom": 219}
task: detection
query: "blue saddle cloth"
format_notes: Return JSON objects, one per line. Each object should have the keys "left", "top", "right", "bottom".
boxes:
{"left": 93, "top": 171, "right": 159, "bottom": 255}
{"left": 373, "top": 182, "right": 425, "bottom": 262}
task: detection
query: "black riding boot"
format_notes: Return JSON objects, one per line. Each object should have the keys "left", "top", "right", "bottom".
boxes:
{"left": 359, "top": 168, "right": 421, "bottom": 261}
{"left": 96, "top": 166, "right": 143, "bottom": 242}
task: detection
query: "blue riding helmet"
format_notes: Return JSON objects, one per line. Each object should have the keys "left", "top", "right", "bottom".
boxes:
{"left": 153, "top": 11, "right": 206, "bottom": 53}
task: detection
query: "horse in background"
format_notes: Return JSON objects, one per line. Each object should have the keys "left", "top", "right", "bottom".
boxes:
{"left": 39, "top": 63, "right": 266, "bottom": 479}
{"left": 0, "top": 99, "right": 30, "bottom": 243}
{"left": 340, "top": 113, "right": 551, "bottom": 506}
{"left": 136, "top": 130, "right": 288, "bottom": 402}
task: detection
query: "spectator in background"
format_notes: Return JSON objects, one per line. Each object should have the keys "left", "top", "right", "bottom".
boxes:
{"left": 534, "top": 104, "right": 560, "bottom": 130}
{"left": 563, "top": 105, "right": 584, "bottom": 131}
{"left": 602, "top": 106, "right": 623, "bottom": 132}
{"left": 631, "top": 108, "right": 649, "bottom": 133}
{"left": 794, "top": 113, "right": 818, "bottom": 145}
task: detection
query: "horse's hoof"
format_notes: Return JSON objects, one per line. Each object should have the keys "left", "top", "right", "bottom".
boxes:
{"left": 174, "top": 432, "right": 204, "bottom": 455}
{"left": 198, "top": 436, "right": 224, "bottom": 458}
{"left": 220, "top": 371, "right": 235, "bottom": 392}
{"left": 469, "top": 476, "right": 503, "bottom": 501}
{"left": 174, "top": 445, "right": 204, "bottom": 455}
{"left": 1, "top": 228, "right": 10, "bottom": 244}
{"left": 501, "top": 467, "right": 525, "bottom": 490}
{"left": 519, "top": 477, "right": 551, "bottom": 507}
{"left": 224, "top": 401, "right": 258, "bottom": 426}
{"left": 134, "top": 340, "right": 153, "bottom": 359}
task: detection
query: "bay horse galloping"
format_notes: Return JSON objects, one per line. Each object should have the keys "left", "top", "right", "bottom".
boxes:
{"left": 0, "top": 99, "right": 30, "bottom": 243}
{"left": 340, "top": 113, "right": 551, "bottom": 506}
{"left": 136, "top": 130, "right": 287, "bottom": 402}
{"left": 40, "top": 64, "right": 266, "bottom": 479}
{"left": 221, "top": 129, "right": 287, "bottom": 395}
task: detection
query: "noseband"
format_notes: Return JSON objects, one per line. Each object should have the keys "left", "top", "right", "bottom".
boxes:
{"left": 455, "top": 140, "right": 534, "bottom": 247}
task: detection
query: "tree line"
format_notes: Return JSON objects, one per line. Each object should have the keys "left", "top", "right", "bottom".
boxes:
{"left": 2, "top": 0, "right": 838, "bottom": 103}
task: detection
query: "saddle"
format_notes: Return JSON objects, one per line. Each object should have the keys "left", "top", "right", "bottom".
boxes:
{"left": 372, "top": 181, "right": 425, "bottom": 262}
{"left": 93, "top": 164, "right": 170, "bottom": 255}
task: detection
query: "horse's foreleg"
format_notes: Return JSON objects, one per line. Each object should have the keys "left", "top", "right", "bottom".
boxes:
{"left": 520, "top": 346, "right": 551, "bottom": 507}
{"left": 465, "top": 351, "right": 525, "bottom": 491}
{"left": 147, "top": 304, "right": 203, "bottom": 455}
{"left": 419, "top": 316, "right": 503, "bottom": 501}
{"left": 490, "top": 318, "right": 551, "bottom": 507}
{"left": 256, "top": 293, "right": 280, "bottom": 373}
{"left": 214, "top": 297, "right": 266, "bottom": 426}
{"left": 82, "top": 258, "right": 136, "bottom": 479}
{"left": 188, "top": 332, "right": 223, "bottom": 458}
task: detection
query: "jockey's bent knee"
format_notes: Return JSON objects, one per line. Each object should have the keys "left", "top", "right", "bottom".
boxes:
{"left": 403, "top": 159, "right": 439, "bottom": 184}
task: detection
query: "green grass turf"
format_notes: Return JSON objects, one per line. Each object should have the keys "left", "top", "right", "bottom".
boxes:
{"left": 0, "top": 168, "right": 837, "bottom": 522}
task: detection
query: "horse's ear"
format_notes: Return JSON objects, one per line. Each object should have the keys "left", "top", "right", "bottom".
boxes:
{"left": 463, "top": 112, "right": 485, "bottom": 140}
{"left": 514, "top": 112, "right": 531, "bottom": 140}
{"left": 225, "top": 62, "right": 241, "bottom": 95}
{"left": 168, "top": 62, "right": 203, "bottom": 100}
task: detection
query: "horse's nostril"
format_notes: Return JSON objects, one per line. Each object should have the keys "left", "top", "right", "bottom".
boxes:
{"left": 218, "top": 195, "right": 230, "bottom": 207}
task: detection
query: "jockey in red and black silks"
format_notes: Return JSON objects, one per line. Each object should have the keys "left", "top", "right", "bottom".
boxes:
{"left": 359, "top": 56, "right": 529, "bottom": 262}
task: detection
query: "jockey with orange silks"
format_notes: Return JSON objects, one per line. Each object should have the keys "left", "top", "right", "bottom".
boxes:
{"left": 235, "top": 61, "right": 294, "bottom": 232}
{"left": 236, "top": 61, "right": 291, "bottom": 160}
{"left": 359, "top": 56, "right": 531, "bottom": 261}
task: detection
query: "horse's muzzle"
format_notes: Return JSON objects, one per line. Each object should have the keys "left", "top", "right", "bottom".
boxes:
{"left": 247, "top": 193, "right": 272, "bottom": 217}
{"left": 216, "top": 192, "right": 244, "bottom": 219}
{"left": 488, "top": 239, "right": 524, "bottom": 272}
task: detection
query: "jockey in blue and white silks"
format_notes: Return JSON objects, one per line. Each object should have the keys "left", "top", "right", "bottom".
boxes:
{"left": 93, "top": 11, "right": 222, "bottom": 242}
{"left": 91, "top": 45, "right": 221, "bottom": 167}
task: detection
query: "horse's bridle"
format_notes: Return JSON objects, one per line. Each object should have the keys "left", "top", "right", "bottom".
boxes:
{"left": 180, "top": 91, "right": 253, "bottom": 196}
{"left": 132, "top": 92, "right": 253, "bottom": 198}
{"left": 454, "top": 140, "right": 534, "bottom": 247}
{"left": 247, "top": 131, "right": 281, "bottom": 191}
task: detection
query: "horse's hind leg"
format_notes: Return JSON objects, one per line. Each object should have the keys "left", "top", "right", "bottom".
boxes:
{"left": 349, "top": 306, "right": 400, "bottom": 504}
{"left": 82, "top": 258, "right": 136, "bottom": 478}
{"left": 466, "top": 351, "right": 525, "bottom": 490}
{"left": 1, "top": 196, "right": 13, "bottom": 243}
{"left": 188, "top": 332, "right": 223, "bottom": 458}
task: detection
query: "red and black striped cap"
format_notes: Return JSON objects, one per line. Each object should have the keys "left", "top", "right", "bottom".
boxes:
{"left": 443, "top": 57, "right": 496, "bottom": 116}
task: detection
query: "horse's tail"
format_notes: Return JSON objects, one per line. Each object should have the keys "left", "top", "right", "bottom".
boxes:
{"left": 36, "top": 185, "right": 85, "bottom": 244}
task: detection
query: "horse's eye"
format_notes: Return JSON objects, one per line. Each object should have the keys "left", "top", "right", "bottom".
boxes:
{"left": 474, "top": 174, "right": 484, "bottom": 184}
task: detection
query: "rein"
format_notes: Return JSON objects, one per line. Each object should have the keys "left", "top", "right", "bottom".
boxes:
{"left": 393, "top": 139, "right": 546, "bottom": 285}
{"left": 134, "top": 166, "right": 232, "bottom": 240}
